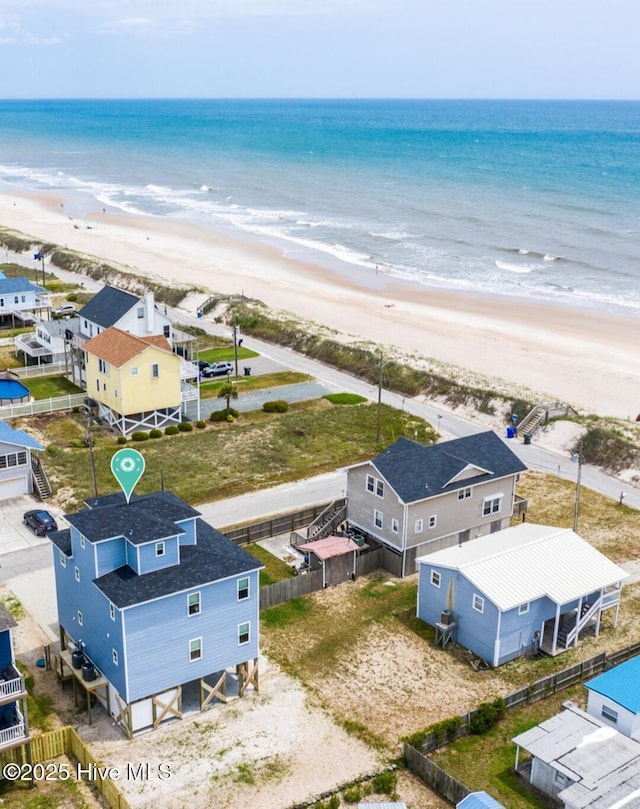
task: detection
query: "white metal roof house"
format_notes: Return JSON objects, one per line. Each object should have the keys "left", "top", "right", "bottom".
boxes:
{"left": 513, "top": 701, "right": 640, "bottom": 808}
{"left": 457, "top": 793, "right": 505, "bottom": 809}
{"left": 584, "top": 655, "right": 640, "bottom": 741}
{"left": 345, "top": 431, "right": 528, "bottom": 577}
{"left": 416, "top": 523, "right": 627, "bottom": 666}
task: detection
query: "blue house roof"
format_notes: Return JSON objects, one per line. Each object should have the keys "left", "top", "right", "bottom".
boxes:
{"left": 585, "top": 656, "right": 640, "bottom": 714}
{"left": 0, "top": 276, "right": 46, "bottom": 294}
{"left": 458, "top": 792, "right": 505, "bottom": 809}
{"left": 0, "top": 419, "right": 44, "bottom": 451}
{"left": 77, "top": 285, "right": 139, "bottom": 328}
{"left": 370, "top": 431, "right": 526, "bottom": 503}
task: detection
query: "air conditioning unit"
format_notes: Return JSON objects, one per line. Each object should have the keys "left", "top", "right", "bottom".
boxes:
{"left": 441, "top": 610, "right": 454, "bottom": 625}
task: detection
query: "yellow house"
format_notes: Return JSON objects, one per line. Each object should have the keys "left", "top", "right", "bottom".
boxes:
{"left": 84, "top": 327, "right": 182, "bottom": 434}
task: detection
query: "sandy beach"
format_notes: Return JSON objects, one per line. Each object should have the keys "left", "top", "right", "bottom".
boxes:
{"left": 1, "top": 190, "right": 638, "bottom": 420}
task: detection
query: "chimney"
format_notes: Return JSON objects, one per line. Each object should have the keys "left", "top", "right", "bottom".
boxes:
{"left": 144, "top": 291, "right": 155, "bottom": 333}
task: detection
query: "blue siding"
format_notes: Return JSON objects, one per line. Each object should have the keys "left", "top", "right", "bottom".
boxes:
{"left": 125, "top": 541, "right": 139, "bottom": 573}
{"left": 178, "top": 519, "right": 197, "bottom": 546}
{"left": 138, "top": 536, "right": 180, "bottom": 574}
{"left": 122, "top": 570, "right": 260, "bottom": 702}
{"left": 96, "top": 538, "right": 126, "bottom": 577}
{"left": 497, "top": 598, "right": 555, "bottom": 665}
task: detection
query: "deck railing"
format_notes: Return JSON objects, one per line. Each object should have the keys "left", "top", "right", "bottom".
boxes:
{"left": 0, "top": 669, "right": 25, "bottom": 702}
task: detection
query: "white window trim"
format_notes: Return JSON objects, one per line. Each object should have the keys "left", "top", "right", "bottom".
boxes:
{"left": 430, "top": 570, "right": 441, "bottom": 588}
{"left": 59, "top": 551, "right": 66, "bottom": 567}
{"left": 415, "top": 518, "right": 423, "bottom": 534}
{"left": 109, "top": 603, "right": 116, "bottom": 621}
{"left": 188, "top": 592, "right": 201, "bottom": 616}
{"left": 155, "top": 541, "right": 165, "bottom": 557}
{"left": 80, "top": 535, "right": 85, "bottom": 549}
{"left": 518, "top": 602, "right": 530, "bottom": 615}
{"left": 602, "top": 704, "right": 618, "bottom": 723}
{"left": 237, "top": 578, "right": 250, "bottom": 601}
{"left": 482, "top": 493, "right": 504, "bottom": 516}
{"left": 473, "top": 594, "right": 485, "bottom": 613}
{"left": 458, "top": 487, "right": 472, "bottom": 500}
{"left": 238, "top": 622, "right": 250, "bottom": 646}
{"left": 366, "top": 474, "right": 375, "bottom": 493}
{"left": 375, "top": 479, "right": 384, "bottom": 498}
{"left": 391, "top": 518, "right": 399, "bottom": 534}
{"left": 74, "top": 566, "right": 80, "bottom": 582}
{"left": 112, "top": 649, "right": 119, "bottom": 666}
{"left": 374, "top": 509, "right": 383, "bottom": 529}
{"left": 77, "top": 610, "right": 83, "bottom": 626}
{"left": 428, "top": 514, "right": 437, "bottom": 529}
{"left": 189, "top": 637, "right": 203, "bottom": 662}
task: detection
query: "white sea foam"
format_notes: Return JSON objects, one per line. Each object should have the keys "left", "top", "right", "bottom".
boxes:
{"left": 543, "top": 253, "right": 560, "bottom": 261}
{"left": 495, "top": 260, "right": 533, "bottom": 274}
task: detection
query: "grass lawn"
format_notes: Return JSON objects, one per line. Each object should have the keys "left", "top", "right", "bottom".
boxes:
{"left": 34, "top": 400, "right": 435, "bottom": 508}
{"left": 198, "top": 346, "right": 259, "bottom": 363}
{"left": 25, "top": 375, "right": 83, "bottom": 400}
{"left": 430, "top": 687, "right": 587, "bottom": 808}
{"left": 199, "top": 371, "right": 310, "bottom": 399}
{"left": 244, "top": 543, "right": 296, "bottom": 586}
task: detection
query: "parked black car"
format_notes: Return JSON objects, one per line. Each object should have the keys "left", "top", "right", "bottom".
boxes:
{"left": 201, "top": 361, "right": 234, "bottom": 378}
{"left": 196, "top": 360, "right": 211, "bottom": 370}
{"left": 23, "top": 510, "right": 58, "bottom": 536}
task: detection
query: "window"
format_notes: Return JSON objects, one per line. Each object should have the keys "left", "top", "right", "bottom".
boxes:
{"left": 77, "top": 611, "right": 83, "bottom": 626}
{"left": 96, "top": 380, "right": 100, "bottom": 392}
{"left": 163, "top": 325, "right": 171, "bottom": 337}
{"left": 483, "top": 495, "right": 503, "bottom": 516}
{"left": 59, "top": 551, "right": 66, "bottom": 567}
{"left": 130, "top": 367, "right": 138, "bottom": 377}
{"left": 376, "top": 479, "right": 384, "bottom": 498}
{"left": 109, "top": 603, "right": 116, "bottom": 621}
{"left": 391, "top": 518, "right": 399, "bottom": 534}
{"left": 518, "top": 602, "right": 530, "bottom": 615}
{"left": 188, "top": 592, "right": 201, "bottom": 616}
{"left": 98, "top": 358, "right": 108, "bottom": 374}
{"left": 137, "top": 306, "right": 144, "bottom": 319}
{"left": 155, "top": 541, "right": 165, "bottom": 557}
{"left": 428, "top": 515, "right": 437, "bottom": 528}
{"left": 238, "top": 623, "right": 250, "bottom": 645}
{"left": 0, "top": 451, "right": 27, "bottom": 469}
{"left": 374, "top": 509, "right": 383, "bottom": 529}
{"left": 415, "top": 518, "right": 423, "bottom": 534}
{"left": 473, "top": 594, "right": 484, "bottom": 613}
{"left": 74, "top": 566, "right": 80, "bottom": 582}
{"left": 431, "top": 570, "right": 441, "bottom": 588}
{"left": 238, "top": 578, "right": 249, "bottom": 600}
{"left": 112, "top": 649, "right": 119, "bottom": 666}
{"left": 366, "top": 474, "right": 375, "bottom": 493}
{"left": 458, "top": 487, "right": 472, "bottom": 500}
{"left": 602, "top": 705, "right": 618, "bottom": 723}
{"left": 151, "top": 363, "right": 159, "bottom": 379}
{"left": 189, "top": 638, "right": 202, "bottom": 661}
{"left": 80, "top": 536, "right": 85, "bottom": 549}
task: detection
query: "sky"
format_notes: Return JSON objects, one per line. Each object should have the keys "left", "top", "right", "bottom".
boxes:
{"left": 0, "top": 0, "right": 639, "bottom": 99}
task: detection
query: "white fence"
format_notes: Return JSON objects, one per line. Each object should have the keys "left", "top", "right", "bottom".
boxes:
{"left": 10, "top": 362, "right": 68, "bottom": 378}
{"left": 0, "top": 393, "right": 85, "bottom": 420}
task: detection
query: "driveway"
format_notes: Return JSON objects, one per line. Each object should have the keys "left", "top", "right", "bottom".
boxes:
{"left": 0, "top": 495, "right": 67, "bottom": 555}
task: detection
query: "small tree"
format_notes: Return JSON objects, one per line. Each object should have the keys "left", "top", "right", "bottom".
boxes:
{"left": 217, "top": 382, "right": 238, "bottom": 416}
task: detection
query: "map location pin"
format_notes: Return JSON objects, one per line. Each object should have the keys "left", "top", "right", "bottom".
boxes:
{"left": 111, "top": 448, "right": 145, "bottom": 503}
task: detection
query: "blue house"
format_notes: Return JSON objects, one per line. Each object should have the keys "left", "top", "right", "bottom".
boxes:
{"left": 417, "top": 523, "right": 627, "bottom": 667}
{"left": 585, "top": 655, "right": 640, "bottom": 740}
{"left": 0, "top": 275, "right": 50, "bottom": 327}
{"left": 49, "top": 490, "right": 263, "bottom": 736}
{"left": 0, "top": 419, "right": 45, "bottom": 500}
{"left": 0, "top": 605, "right": 30, "bottom": 752}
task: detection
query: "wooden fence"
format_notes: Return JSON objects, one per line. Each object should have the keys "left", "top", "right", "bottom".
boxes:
{"left": 0, "top": 726, "right": 132, "bottom": 809}
{"left": 224, "top": 502, "right": 335, "bottom": 545}
{"left": 404, "top": 639, "right": 640, "bottom": 803}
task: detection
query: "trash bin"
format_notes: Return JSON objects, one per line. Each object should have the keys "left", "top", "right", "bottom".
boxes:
{"left": 524, "top": 433, "right": 531, "bottom": 445}
{"left": 506, "top": 426, "right": 514, "bottom": 439}
{"left": 244, "top": 367, "right": 251, "bottom": 376}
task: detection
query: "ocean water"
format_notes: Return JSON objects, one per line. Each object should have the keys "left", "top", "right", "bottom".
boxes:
{"left": 1, "top": 98, "right": 639, "bottom": 313}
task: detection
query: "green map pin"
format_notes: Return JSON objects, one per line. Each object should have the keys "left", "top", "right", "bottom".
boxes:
{"left": 111, "top": 448, "right": 145, "bottom": 503}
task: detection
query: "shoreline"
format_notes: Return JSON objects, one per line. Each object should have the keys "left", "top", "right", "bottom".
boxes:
{"left": 1, "top": 189, "right": 639, "bottom": 420}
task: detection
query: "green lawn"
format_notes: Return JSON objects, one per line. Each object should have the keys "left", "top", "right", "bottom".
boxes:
{"left": 243, "top": 543, "right": 296, "bottom": 586}
{"left": 25, "top": 375, "right": 83, "bottom": 400}
{"left": 198, "top": 346, "right": 259, "bottom": 363}
{"left": 199, "top": 371, "right": 309, "bottom": 399}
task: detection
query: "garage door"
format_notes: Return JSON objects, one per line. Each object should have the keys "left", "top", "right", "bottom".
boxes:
{"left": 0, "top": 476, "right": 28, "bottom": 499}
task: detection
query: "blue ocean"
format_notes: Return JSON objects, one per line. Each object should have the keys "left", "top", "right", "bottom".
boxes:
{"left": 1, "top": 98, "right": 639, "bottom": 312}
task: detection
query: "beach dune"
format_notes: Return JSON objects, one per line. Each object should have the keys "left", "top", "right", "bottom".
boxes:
{"left": 1, "top": 191, "right": 638, "bottom": 421}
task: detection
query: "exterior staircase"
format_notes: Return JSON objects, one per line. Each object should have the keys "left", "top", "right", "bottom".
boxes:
{"left": 32, "top": 456, "right": 52, "bottom": 500}
{"left": 518, "top": 401, "right": 578, "bottom": 441}
{"left": 290, "top": 498, "right": 347, "bottom": 547}
{"left": 558, "top": 599, "right": 599, "bottom": 648}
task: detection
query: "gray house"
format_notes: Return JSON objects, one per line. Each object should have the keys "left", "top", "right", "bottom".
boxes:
{"left": 513, "top": 701, "right": 640, "bottom": 808}
{"left": 345, "top": 431, "right": 527, "bottom": 575}
{"left": 0, "top": 419, "right": 44, "bottom": 500}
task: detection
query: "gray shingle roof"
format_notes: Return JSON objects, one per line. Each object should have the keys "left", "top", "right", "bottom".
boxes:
{"left": 77, "top": 285, "right": 139, "bottom": 328}
{"left": 94, "top": 520, "right": 263, "bottom": 608}
{"left": 65, "top": 500, "right": 186, "bottom": 546}
{"left": 371, "top": 431, "right": 527, "bottom": 503}
{"left": 50, "top": 528, "right": 72, "bottom": 556}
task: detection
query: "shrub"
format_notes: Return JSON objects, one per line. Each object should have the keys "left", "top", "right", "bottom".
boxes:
{"left": 263, "top": 400, "right": 289, "bottom": 413}
{"left": 131, "top": 431, "right": 149, "bottom": 441}
{"left": 196, "top": 420, "right": 207, "bottom": 429}
{"left": 329, "top": 795, "right": 340, "bottom": 809}
{"left": 164, "top": 425, "right": 179, "bottom": 436}
{"left": 372, "top": 770, "right": 397, "bottom": 797}
{"left": 117, "top": 435, "right": 127, "bottom": 444}
{"left": 46, "top": 444, "right": 59, "bottom": 455}
{"left": 68, "top": 438, "right": 86, "bottom": 448}
{"left": 149, "top": 429, "right": 162, "bottom": 439}
{"left": 66, "top": 292, "right": 78, "bottom": 302}
{"left": 342, "top": 784, "right": 362, "bottom": 803}
{"left": 178, "top": 421, "right": 193, "bottom": 432}
{"left": 469, "top": 697, "right": 507, "bottom": 735}
{"left": 210, "top": 408, "right": 239, "bottom": 422}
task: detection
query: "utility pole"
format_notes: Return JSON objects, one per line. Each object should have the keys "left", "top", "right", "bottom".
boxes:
{"left": 233, "top": 320, "right": 239, "bottom": 378}
{"left": 572, "top": 452, "right": 582, "bottom": 532}
{"left": 376, "top": 351, "right": 384, "bottom": 443}
{"left": 84, "top": 407, "right": 98, "bottom": 498}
